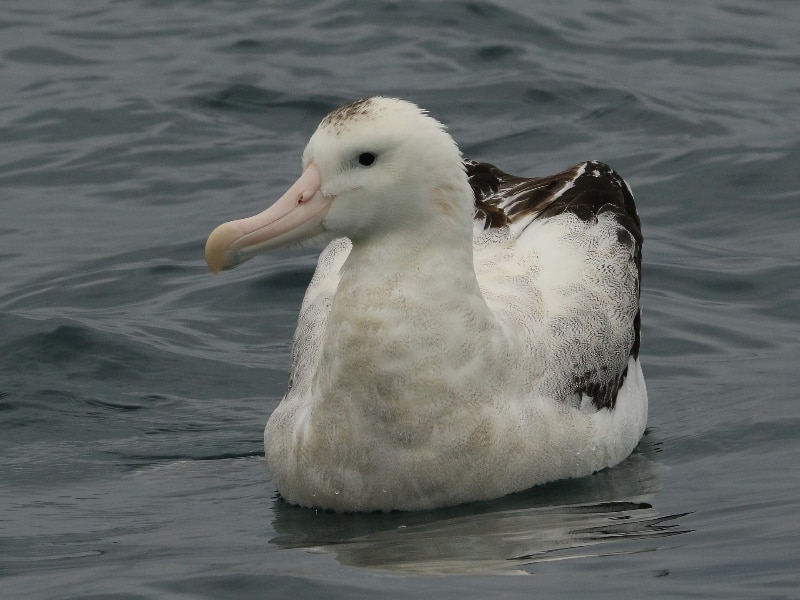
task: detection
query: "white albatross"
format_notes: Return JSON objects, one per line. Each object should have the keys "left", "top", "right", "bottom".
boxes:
{"left": 205, "top": 97, "right": 647, "bottom": 512}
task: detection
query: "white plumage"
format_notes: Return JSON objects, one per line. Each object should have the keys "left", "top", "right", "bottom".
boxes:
{"left": 205, "top": 97, "right": 647, "bottom": 512}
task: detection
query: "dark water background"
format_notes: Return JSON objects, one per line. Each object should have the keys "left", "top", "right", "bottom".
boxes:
{"left": 2, "top": 1, "right": 799, "bottom": 598}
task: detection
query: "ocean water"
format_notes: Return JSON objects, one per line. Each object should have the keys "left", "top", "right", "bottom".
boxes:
{"left": 1, "top": 0, "right": 799, "bottom": 598}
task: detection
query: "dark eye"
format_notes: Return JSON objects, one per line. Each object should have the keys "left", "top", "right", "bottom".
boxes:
{"left": 358, "top": 152, "right": 376, "bottom": 167}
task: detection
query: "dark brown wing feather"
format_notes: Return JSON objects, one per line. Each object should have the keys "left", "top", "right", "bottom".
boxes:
{"left": 465, "top": 159, "right": 643, "bottom": 409}
{"left": 466, "top": 159, "right": 641, "bottom": 238}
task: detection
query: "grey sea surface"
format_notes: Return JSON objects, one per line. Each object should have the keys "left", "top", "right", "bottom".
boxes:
{"left": 1, "top": 1, "right": 799, "bottom": 598}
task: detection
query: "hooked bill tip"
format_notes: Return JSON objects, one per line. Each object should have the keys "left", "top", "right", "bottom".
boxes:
{"left": 204, "top": 222, "right": 241, "bottom": 274}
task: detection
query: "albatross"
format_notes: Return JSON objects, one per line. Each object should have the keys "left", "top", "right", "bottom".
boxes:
{"left": 205, "top": 97, "right": 647, "bottom": 512}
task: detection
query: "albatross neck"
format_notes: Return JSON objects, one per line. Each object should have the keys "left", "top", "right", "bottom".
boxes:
{"left": 341, "top": 212, "right": 478, "bottom": 297}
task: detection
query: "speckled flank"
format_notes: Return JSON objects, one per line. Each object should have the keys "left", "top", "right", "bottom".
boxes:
{"left": 467, "top": 159, "right": 643, "bottom": 409}
{"left": 320, "top": 98, "right": 377, "bottom": 135}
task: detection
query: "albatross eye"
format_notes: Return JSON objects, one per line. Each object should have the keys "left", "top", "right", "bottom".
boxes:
{"left": 358, "top": 152, "right": 377, "bottom": 167}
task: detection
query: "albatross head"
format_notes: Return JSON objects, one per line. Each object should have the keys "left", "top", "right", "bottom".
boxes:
{"left": 205, "top": 97, "right": 472, "bottom": 273}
